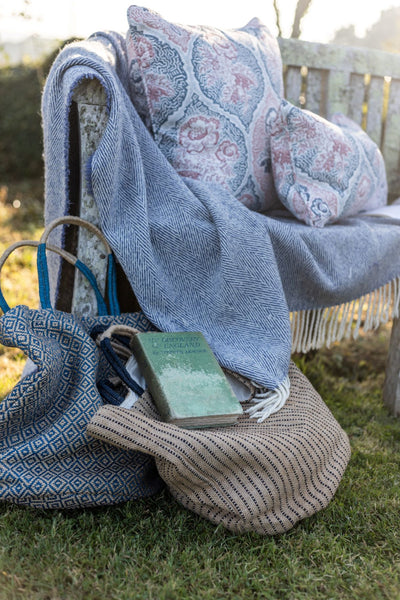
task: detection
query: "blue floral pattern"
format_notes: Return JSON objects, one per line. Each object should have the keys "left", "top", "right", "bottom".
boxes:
{"left": 159, "top": 94, "right": 247, "bottom": 194}
{"left": 270, "top": 101, "right": 388, "bottom": 227}
{"left": 192, "top": 36, "right": 264, "bottom": 129}
{"left": 127, "top": 6, "right": 283, "bottom": 213}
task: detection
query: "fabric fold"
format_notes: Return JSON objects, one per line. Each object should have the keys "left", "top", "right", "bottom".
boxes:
{"left": 42, "top": 31, "right": 400, "bottom": 394}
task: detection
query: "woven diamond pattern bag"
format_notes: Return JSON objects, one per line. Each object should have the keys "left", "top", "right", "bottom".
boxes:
{"left": 88, "top": 361, "right": 351, "bottom": 535}
{"left": 0, "top": 217, "right": 163, "bottom": 509}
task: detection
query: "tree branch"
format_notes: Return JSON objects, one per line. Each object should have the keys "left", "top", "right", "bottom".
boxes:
{"left": 291, "top": 0, "right": 313, "bottom": 39}
{"left": 272, "top": 0, "right": 283, "bottom": 38}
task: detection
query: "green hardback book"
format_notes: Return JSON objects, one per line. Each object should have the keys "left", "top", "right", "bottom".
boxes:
{"left": 130, "top": 332, "right": 243, "bottom": 428}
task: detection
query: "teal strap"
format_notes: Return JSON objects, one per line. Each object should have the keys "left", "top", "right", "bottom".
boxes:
{"left": 0, "top": 286, "right": 10, "bottom": 313}
{"left": 39, "top": 217, "right": 121, "bottom": 317}
{"left": 75, "top": 260, "right": 108, "bottom": 316}
{"left": 37, "top": 243, "right": 51, "bottom": 310}
{"left": 37, "top": 243, "right": 109, "bottom": 315}
{"left": 107, "top": 254, "right": 121, "bottom": 316}
{"left": 0, "top": 239, "right": 115, "bottom": 316}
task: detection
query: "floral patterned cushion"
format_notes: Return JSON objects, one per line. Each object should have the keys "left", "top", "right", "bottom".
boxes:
{"left": 269, "top": 100, "right": 388, "bottom": 227}
{"left": 126, "top": 5, "right": 284, "bottom": 212}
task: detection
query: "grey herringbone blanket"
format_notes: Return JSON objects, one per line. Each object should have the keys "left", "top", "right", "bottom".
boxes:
{"left": 42, "top": 32, "right": 400, "bottom": 393}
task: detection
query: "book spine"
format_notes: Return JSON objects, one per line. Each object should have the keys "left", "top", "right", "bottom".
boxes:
{"left": 130, "top": 337, "right": 172, "bottom": 422}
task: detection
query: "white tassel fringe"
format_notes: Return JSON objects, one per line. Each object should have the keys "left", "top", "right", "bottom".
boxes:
{"left": 290, "top": 276, "right": 400, "bottom": 354}
{"left": 246, "top": 376, "right": 291, "bottom": 423}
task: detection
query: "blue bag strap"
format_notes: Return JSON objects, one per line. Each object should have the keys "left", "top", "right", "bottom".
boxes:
{"left": 98, "top": 337, "right": 144, "bottom": 397}
{"left": 37, "top": 243, "right": 108, "bottom": 315}
{"left": 97, "top": 377, "right": 146, "bottom": 406}
{"left": 94, "top": 324, "right": 145, "bottom": 403}
{"left": 0, "top": 240, "right": 107, "bottom": 315}
{"left": 97, "top": 379, "right": 127, "bottom": 406}
{"left": 39, "top": 216, "right": 120, "bottom": 316}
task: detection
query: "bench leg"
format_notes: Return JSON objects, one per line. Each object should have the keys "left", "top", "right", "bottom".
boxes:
{"left": 383, "top": 317, "right": 400, "bottom": 416}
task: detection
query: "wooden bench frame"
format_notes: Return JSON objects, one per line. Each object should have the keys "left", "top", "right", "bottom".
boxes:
{"left": 63, "top": 37, "right": 400, "bottom": 416}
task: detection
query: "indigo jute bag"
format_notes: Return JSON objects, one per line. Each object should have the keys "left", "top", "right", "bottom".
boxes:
{"left": 87, "top": 325, "right": 351, "bottom": 535}
{"left": 0, "top": 217, "right": 163, "bottom": 509}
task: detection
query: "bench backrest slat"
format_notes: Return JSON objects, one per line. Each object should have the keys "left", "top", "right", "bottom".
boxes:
{"left": 284, "top": 66, "right": 303, "bottom": 107}
{"left": 348, "top": 73, "right": 365, "bottom": 126}
{"left": 305, "top": 68, "right": 326, "bottom": 115}
{"left": 366, "top": 76, "right": 385, "bottom": 145}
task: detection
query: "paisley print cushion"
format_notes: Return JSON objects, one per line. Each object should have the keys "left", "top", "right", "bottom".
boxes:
{"left": 269, "top": 100, "right": 388, "bottom": 227}
{"left": 126, "top": 5, "right": 284, "bottom": 212}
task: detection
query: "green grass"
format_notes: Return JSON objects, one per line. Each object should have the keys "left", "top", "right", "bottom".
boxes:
{"left": 0, "top": 179, "right": 44, "bottom": 400}
{"left": 1, "top": 181, "right": 400, "bottom": 599}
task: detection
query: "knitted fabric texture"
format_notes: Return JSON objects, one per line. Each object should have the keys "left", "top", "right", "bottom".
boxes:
{"left": 0, "top": 306, "right": 163, "bottom": 509}
{"left": 0, "top": 220, "right": 163, "bottom": 509}
{"left": 42, "top": 32, "right": 400, "bottom": 395}
{"left": 87, "top": 362, "right": 351, "bottom": 535}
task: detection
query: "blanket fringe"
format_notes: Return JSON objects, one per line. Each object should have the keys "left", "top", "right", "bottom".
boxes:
{"left": 290, "top": 276, "right": 400, "bottom": 353}
{"left": 246, "top": 376, "right": 291, "bottom": 423}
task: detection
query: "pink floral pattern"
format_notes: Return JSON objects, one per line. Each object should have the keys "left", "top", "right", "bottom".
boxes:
{"left": 269, "top": 101, "right": 388, "bottom": 227}
{"left": 126, "top": 6, "right": 283, "bottom": 212}
{"left": 169, "top": 106, "right": 244, "bottom": 187}
{"left": 179, "top": 116, "right": 220, "bottom": 153}
{"left": 128, "top": 5, "right": 193, "bottom": 51}
{"left": 144, "top": 72, "right": 175, "bottom": 106}
{"left": 132, "top": 36, "right": 154, "bottom": 68}
{"left": 216, "top": 140, "right": 240, "bottom": 163}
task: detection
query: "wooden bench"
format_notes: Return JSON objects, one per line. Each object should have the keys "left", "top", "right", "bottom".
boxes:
{"left": 62, "top": 37, "right": 400, "bottom": 416}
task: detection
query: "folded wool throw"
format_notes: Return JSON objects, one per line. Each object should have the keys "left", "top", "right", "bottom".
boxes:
{"left": 42, "top": 31, "right": 400, "bottom": 413}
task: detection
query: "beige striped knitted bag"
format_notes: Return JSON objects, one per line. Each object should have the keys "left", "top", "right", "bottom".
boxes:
{"left": 87, "top": 362, "right": 350, "bottom": 536}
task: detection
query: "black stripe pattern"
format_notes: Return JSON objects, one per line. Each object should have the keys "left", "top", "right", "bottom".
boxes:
{"left": 87, "top": 362, "right": 350, "bottom": 535}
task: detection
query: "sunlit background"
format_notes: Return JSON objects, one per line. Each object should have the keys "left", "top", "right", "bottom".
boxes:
{"left": 1, "top": 0, "right": 400, "bottom": 47}
{"left": 1, "top": 1, "right": 400, "bottom": 196}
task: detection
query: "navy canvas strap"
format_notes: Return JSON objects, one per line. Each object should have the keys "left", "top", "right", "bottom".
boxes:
{"left": 98, "top": 337, "right": 144, "bottom": 397}
{"left": 93, "top": 324, "right": 145, "bottom": 405}
{"left": 97, "top": 379, "right": 127, "bottom": 406}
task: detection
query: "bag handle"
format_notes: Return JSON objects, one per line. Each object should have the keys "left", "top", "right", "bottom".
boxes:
{"left": 87, "top": 401, "right": 197, "bottom": 467}
{"left": 92, "top": 325, "right": 256, "bottom": 407}
{"left": 94, "top": 324, "right": 145, "bottom": 402}
{"left": 0, "top": 240, "right": 108, "bottom": 315}
{"left": 39, "top": 216, "right": 120, "bottom": 315}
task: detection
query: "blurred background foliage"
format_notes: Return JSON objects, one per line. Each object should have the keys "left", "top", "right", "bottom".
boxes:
{"left": 0, "top": 61, "right": 46, "bottom": 180}
{"left": 0, "top": 4, "right": 400, "bottom": 185}
{"left": 0, "top": 39, "right": 76, "bottom": 183}
{"left": 332, "top": 6, "right": 400, "bottom": 52}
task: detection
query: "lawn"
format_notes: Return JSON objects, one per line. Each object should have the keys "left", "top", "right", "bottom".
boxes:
{"left": 0, "top": 180, "right": 44, "bottom": 400}
{"left": 0, "top": 181, "right": 400, "bottom": 600}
